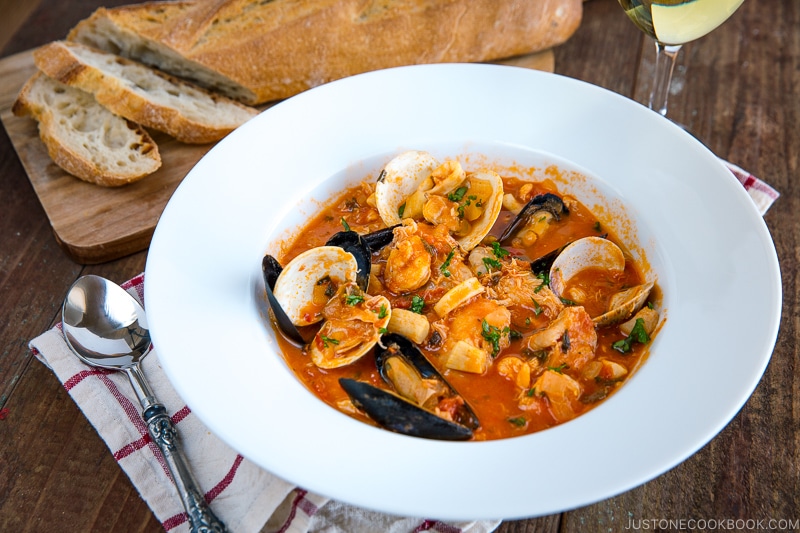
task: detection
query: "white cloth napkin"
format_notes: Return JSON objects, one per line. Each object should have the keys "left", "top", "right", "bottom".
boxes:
{"left": 28, "top": 162, "right": 777, "bottom": 533}
{"left": 29, "top": 273, "right": 500, "bottom": 533}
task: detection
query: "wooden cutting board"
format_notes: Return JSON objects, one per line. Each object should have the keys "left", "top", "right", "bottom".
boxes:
{"left": 0, "top": 48, "right": 554, "bottom": 264}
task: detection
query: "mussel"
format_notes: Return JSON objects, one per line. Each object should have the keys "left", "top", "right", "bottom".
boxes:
{"left": 374, "top": 151, "right": 504, "bottom": 251}
{"left": 339, "top": 333, "right": 479, "bottom": 440}
{"left": 497, "top": 192, "right": 568, "bottom": 244}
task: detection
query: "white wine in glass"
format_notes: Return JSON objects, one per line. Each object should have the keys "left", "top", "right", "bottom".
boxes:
{"left": 618, "top": 0, "right": 746, "bottom": 116}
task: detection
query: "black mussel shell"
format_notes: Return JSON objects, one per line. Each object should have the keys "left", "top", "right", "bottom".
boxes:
{"left": 339, "top": 378, "right": 473, "bottom": 441}
{"left": 261, "top": 254, "right": 307, "bottom": 345}
{"left": 362, "top": 225, "right": 399, "bottom": 252}
{"left": 375, "top": 333, "right": 480, "bottom": 431}
{"left": 498, "top": 193, "right": 568, "bottom": 244}
{"left": 325, "top": 231, "right": 371, "bottom": 291}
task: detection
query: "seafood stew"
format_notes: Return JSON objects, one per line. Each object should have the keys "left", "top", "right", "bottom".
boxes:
{"left": 263, "top": 150, "right": 662, "bottom": 441}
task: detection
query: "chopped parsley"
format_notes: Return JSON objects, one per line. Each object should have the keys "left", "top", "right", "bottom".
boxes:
{"left": 534, "top": 271, "right": 549, "bottom": 293}
{"left": 548, "top": 363, "right": 569, "bottom": 374}
{"left": 491, "top": 241, "right": 510, "bottom": 259}
{"left": 481, "top": 319, "right": 509, "bottom": 357}
{"left": 611, "top": 318, "right": 651, "bottom": 353}
{"left": 593, "top": 221, "right": 602, "bottom": 232}
{"left": 559, "top": 296, "right": 577, "bottom": 306}
{"left": 398, "top": 202, "right": 406, "bottom": 218}
{"left": 482, "top": 256, "right": 502, "bottom": 272}
{"left": 378, "top": 327, "right": 388, "bottom": 334}
{"left": 320, "top": 335, "right": 339, "bottom": 348}
{"left": 377, "top": 304, "right": 388, "bottom": 319}
{"left": 440, "top": 248, "right": 455, "bottom": 277}
{"left": 508, "top": 416, "right": 527, "bottom": 427}
{"left": 447, "top": 186, "right": 468, "bottom": 202}
{"left": 340, "top": 217, "right": 351, "bottom": 232}
{"left": 410, "top": 295, "right": 425, "bottom": 314}
{"left": 531, "top": 298, "right": 543, "bottom": 316}
{"left": 345, "top": 293, "right": 365, "bottom": 306}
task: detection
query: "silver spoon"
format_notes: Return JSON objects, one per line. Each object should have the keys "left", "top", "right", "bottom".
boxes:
{"left": 62, "top": 275, "right": 226, "bottom": 533}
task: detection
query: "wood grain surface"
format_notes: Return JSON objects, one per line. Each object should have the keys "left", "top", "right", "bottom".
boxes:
{"left": 1, "top": 0, "right": 797, "bottom": 532}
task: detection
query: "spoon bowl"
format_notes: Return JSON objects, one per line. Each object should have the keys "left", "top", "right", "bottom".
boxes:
{"left": 63, "top": 275, "right": 151, "bottom": 369}
{"left": 62, "top": 275, "right": 226, "bottom": 533}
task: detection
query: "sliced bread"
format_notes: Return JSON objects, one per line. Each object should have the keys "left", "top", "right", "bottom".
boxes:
{"left": 13, "top": 72, "right": 161, "bottom": 187}
{"left": 33, "top": 40, "right": 259, "bottom": 144}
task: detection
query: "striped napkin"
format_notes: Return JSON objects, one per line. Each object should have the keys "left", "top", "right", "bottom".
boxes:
{"left": 29, "top": 273, "right": 500, "bottom": 533}
{"left": 28, "top": 161, "right": 776, "bottom": 533}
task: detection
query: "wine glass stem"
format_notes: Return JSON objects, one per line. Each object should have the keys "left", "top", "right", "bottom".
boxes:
{"left": 649, "top": 42, "right": 682, "bottom": 117}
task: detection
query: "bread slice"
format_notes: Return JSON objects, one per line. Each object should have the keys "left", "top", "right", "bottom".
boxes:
{"left": 67, "top": 0, "right": 583, "bottom": 105}
{"left": 12, "top": 72, "right": 161, "bottom": 187}
{"left": 33, "top": 40, "right": 259, "bottom": 144}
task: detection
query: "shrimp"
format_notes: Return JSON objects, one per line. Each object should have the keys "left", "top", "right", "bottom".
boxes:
{"left": 525, "top": 305, "right": 597, "bottom": 371}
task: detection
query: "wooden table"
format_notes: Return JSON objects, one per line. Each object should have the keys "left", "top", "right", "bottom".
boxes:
{"left": 1, "top": 1, "right": 796, "bottom": 531}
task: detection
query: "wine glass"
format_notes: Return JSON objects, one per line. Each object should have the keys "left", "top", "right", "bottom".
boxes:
{"left": 617, "top": 0, "right": 746, "bottom": 116}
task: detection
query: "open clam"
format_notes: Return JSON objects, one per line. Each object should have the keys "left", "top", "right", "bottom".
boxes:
{"left": 548, "top": 236, "right": 655, "bottom": 327}
{"left": 263, "top": 238, "right": 391, "bottom": 366}
{"left": 374, "top": 150, "right": 504, "bottom": 251}
{"left": 339, "top": 333, "right": 479, "bottom": 440}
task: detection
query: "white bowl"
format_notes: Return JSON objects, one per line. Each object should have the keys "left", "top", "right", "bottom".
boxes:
{"left": 145, "top": 63, "right": 781, "bottom": 520}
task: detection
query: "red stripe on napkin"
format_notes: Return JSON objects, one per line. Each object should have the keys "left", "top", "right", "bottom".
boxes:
{"left": 161, "top": 454, "right": 246, "bottom": 531}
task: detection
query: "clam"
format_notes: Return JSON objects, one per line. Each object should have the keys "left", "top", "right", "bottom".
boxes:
{"left": 547, "top": 236, "right": 655, "bottom": 327}
{"left": 308, "top": 282, "right": 391, "bottom": 369}
{"left": 339, "top": 333, "right": 479, "bottom": 440}
{"left": 374, "top": 150, "right": 504, "bottom": 251}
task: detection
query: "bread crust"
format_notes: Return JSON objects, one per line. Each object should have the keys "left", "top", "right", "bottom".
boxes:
{"left": 13, "top": 73, "right": 162, "bottom": 187}
{"left": 69, "top": 0, "right": 583, "bottom": 104}
{"left": 34, "top": 41, "right": 259, "bottom": 144}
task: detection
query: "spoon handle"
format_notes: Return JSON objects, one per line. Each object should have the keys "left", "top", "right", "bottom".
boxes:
{"left": 126, "top": 366, "right": 226, "bottom": 533}
{"left": 143, "top": 403, "right": 227, "bottom": 533}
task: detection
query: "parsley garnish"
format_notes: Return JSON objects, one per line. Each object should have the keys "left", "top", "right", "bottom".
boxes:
{"left": 377, "top": 304, "right": 388, "bottom": 319}
{"left": 410, "top": 295, "right": 425, "bottom": 314}
{"left": 611, "top": 318, "right": 651, "bottom": 353}
{"left": 340, "top": 217, "right": 351, "bottom": 232}
{"left": 448, "top": 186, "right": 468, "bottom": 202}
{"left": 345, "top": 293, "right": 365, "bottom": 306}
{"left": 481, "top": 319, "right": 509, "bottom": 357}
{"left": 378, "top": 327, "right": 388, "bottom": 334}
{"left": 559, "top": 296, "right": 577, "bottom": 306}
{"left": 593, "top": 221, "right": 602, "bottom": 232}
{"left": 534, "top": 271, "right": 549, "bottom": 293}
{"left": 491, "top": 241, "right": 510, "bottom": 259}
{"left": 320, "top": 335, "right": 339, "bottom": 348}
{"left": 482, "top": 256, "right": 502, "bottom": 272}
{"left": 531, "top": 298, "right": 543, "bottom": 316}
{"left": 548, "top": 363, "right": 569, "bottom": 373}
{"left": 440, "top": 248, "right": 455, "bottom": 277}
{"left": 398, "top": 203, "right": 406, "bottom": 218}
{"left": 508, "top": 416, "right": 527, "bottom": 427}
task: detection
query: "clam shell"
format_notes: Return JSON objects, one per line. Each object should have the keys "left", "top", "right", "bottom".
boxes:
{"left": 549, "top": 236, "right": 626, "bottom": 298}
{"left": 375, "top": 151, "right": 504, "bottom": 251}
{"left": 593, "top": 280, "right": 655, "bottom": 327}
{"left": 375, "top": 150, "right": 439, "bottom": 227}
{"left": 272, "top": 246, "right": 359, "bottom": 327}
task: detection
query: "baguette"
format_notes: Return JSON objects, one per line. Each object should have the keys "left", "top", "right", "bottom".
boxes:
{"left": 12, "top": 73, "right": 161, "bottom": 187}
{"left": 33, "top": 40, "right": 259, "bottom": 144}
{"left": 68, "top": 0, "right": 583, "bottom": 105}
